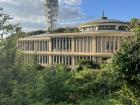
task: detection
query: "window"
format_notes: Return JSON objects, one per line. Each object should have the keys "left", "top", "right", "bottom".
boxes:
{"left": 110, "top": 42, "right": 113, "bottom": 50}
{"left": 106, "top": 41, "right": 110, "bottom": 50}
{"left": 119, "top": 26, "right": 126, "bottom": 31}
{"left": 115, "top": 41, "right": 118, "bottom": 50}
{"left": 98, "top": 25, "right": 116, "bottom": 30}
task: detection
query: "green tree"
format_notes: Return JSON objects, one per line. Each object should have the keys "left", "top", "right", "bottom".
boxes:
{"left": 0, "top": 8, "right": 20, "bottom": 40}
{"left": 130, "top": 18, "right": 140, "bottom": 29}
{"left": 113, "top": 27, "right": 140, "bottom": 84}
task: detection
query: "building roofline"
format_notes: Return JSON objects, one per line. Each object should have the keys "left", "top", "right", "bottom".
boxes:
{"left": 18, "top": 31, "right": 133, "bottom": 41}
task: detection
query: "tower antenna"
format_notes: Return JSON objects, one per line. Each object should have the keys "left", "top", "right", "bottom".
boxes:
{"left": 101, "top": 10, "right": 107, "bottom": 19}
{"left": 102, "top": 10, "right": 105, "bottom": 17}
{"left": 43, "top": 0, "right": 59, "bottom": 31}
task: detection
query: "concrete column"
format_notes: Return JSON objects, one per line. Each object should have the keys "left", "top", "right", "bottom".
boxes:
{"left": 83, "top": 37, "right": 84, "bottom": 53}
{"left": 118, "top": 36, "right": 120, "bottom": 50}
{"left": 38, "top": 41, "right": 40, "bottom": 51}
{"left": 61, "top": 38, "right": 63, "bottom": 51}
{"left": 113, "top": 36, "right": 115, "bottom": 52}
{"left": 52, "top": 39, "right": 54, "bottom": 51}
{"left": 89, "top": 37, "right": 91, "bottom": 53}
{"left": 48, "top": 38, "right": 52, "bottom": 52}
{"left": 34, "top": 41, "right": 35, "bottom": 51}
{"left": 79, "top": 38, "right": 81, "bottom": 52}
{"left": 77, "top": 38, "right": 79, "bottom": 52}
{"left": 43, "top": 41, "right": 45, "bottom": 51}
{"left": 44, "top": 41, "right": 45, "bottom": 51}
{"left": 90, "top": 37, "right": 92, "bottom": 53}
{"left": 109, "top": 37, "right": 111, "bottom": 53}
{"left": 28, "top": 41, "right": 29, "bottom": 51}
{"left": 35, "top": 41, "right": 37, "bottom": 51}
{"left": 92, "top": 36, "right": 96, "bottom": 53}
{"left": 48, "top": 38, "right": 52, "bottom": 65}
{"left": 56, "top": 38, "right": 58, "bottom": 51}
{"left": 49, "top": 56, "right": 52, "bottom": 65}
{"left": 59, "top": 38, "right": 61, "bottom": 51}
{"left": 101, "top": 37, "right": 103, "bottom": 53}
{"left": 75, "top": 38, "right": 77, "bottom": 52}
{"left": 23, "top": 41, "right": 24, "bottom": 50}
{"left": 105, "top": 37, "right": 107, "bottom": 53}
{"left": 59, "top": 56, "right": 61, "bottom": 64}
{"left": 68, "top": 38, "right": 71, "bottom": 52}
{"left": 96, "top": 37, "right": 98, "bottom": 53}
{"left": 85, "top": 37, "right": 87, "bottom": 52}
{"left": 72, "top": 56, "right": 75, "bottom": 66}
{"left": 24, "top": 41, "right": 25, "bottom": 51}
{"left": 22, "top": 41, "right": 24, "bottom": 50}
{"left": 71, "top": 37, "right": 75, "bottom": 52}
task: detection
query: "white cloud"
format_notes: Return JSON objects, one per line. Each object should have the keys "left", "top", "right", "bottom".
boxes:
{"left": 0, "top": 0, "right": 84, "bottom": 32}
{"left": 63, "top": 0, "right": 82, "bottom": 5}
{"left": 0, "top": 0, "right": 19, "bottom": 5}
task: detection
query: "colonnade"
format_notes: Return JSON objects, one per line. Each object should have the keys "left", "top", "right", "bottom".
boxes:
{"left": 96, "top": 36, "right": 122, "bottom": 53}
{"left": 74, "top": 36, "right": 93, "bottom": 53}
{"left": 18, "top": 40, "right": 49, "bottom": 51}
{"left": 51, "top": 37, "right": 71, "bottom": 52}
{"left": 18, "top": 35, "right": 124, "bottom": 66}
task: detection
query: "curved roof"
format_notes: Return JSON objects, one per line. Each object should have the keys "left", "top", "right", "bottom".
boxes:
{"left": 81, "top": 17, "right": 128, "bottom": 26}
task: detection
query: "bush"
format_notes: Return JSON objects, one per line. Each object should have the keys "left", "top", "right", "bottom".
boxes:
{"left": 77, "top": 60, "right": 100, "bottom": 70}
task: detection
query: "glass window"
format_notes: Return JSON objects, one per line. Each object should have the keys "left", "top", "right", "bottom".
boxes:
{"left": 115, "top": 41, "right": 118, "bottom": 50}
{"left": 110, "top": 42, "right": 113, "bottom": 50}
{"left": 106, "top": 41, "right": 109, "bottom": 50}
{"left": 98, "top": 25, "right": 116, "bottom": 30}
{"left": 119, "top": 26, "right": 126, "bottom": 31}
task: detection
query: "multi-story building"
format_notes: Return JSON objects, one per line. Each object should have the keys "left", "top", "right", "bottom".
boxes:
{"left": 43, "top": 0, "right": 59, "bottom": 31}
{"left": 17, "top": 16, "right": 133, "bottom": 67}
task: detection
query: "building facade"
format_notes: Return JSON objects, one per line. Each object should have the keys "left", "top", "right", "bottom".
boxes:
{"left": 43, "top": 0, "right": 59, "bottom": 31}
{"left": 17, "top": 16, "right": 133, "bottom": 67}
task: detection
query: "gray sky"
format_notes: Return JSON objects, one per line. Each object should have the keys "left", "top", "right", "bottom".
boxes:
{"left": 0, "top": 0, "right": 83, "bottom": 32}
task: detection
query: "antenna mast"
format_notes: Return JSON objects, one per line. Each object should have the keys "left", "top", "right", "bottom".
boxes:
{"left": 43, "top": 0, "right": 59, "bottom": 31}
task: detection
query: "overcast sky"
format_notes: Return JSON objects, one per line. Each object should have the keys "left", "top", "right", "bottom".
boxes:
{"left": 0, "top": 0, "right": 83, "bottom": 32}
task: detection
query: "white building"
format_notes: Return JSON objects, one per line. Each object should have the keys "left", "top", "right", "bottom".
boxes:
{"left": 17, "top": 16, "right": 133, "bottom": 67}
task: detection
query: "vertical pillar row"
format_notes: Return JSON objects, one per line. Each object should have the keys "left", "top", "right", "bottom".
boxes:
{"left": 92, "top": 36, "right": 96, "bottom": 53}
{"left": 71, "top": 37, "right": 75, "bottom": 66}
{"left": 49, "top": 38, "right": 52, "bottom": 65}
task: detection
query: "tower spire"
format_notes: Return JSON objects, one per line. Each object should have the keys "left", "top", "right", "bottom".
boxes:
{"left": 101, "top": 10, "right": 107, "bottom": 19}
{"left": 102, "top": 10, "right": 104, "bottom": 17}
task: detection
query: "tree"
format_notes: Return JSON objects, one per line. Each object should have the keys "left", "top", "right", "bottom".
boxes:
{"left": 0, "top": 7, "right": 24, "bottom": 69}
{"left": 28, "top": 30, "right": 46, "bottom": 36}
{"left": 109, "top": 26, "right": 140, "bottom": 95}
{"left": 77, "top": 59, "right": 100, "bottom": 70}
{"left": 130, "top": 18, "right": 140, "bottom": 29}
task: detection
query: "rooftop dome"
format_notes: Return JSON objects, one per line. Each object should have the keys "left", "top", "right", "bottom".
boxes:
{"left": 80, "top": 15, "right": 130, "bottom": 32}
{"left": 81, "top": 16, "right": 128, "bottom": 26}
